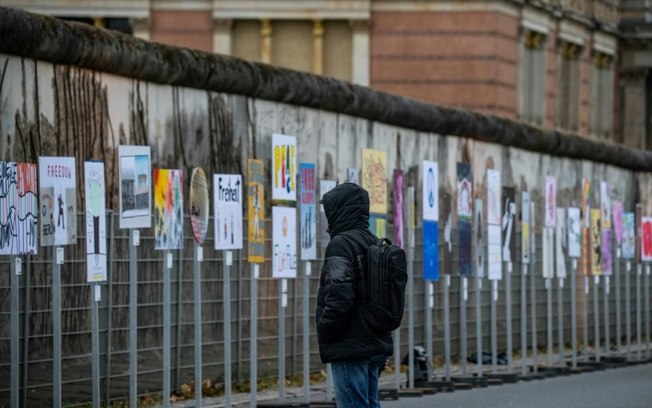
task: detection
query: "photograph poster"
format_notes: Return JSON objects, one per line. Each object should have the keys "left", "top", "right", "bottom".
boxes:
{"left": 118, "top": 145, "right": 151, "bottom": 229}
{"left": 39, "top": 156, "right": 77, "bottom": 246}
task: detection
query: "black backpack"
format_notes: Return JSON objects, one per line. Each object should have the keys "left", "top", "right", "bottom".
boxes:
{"left": 342, "top": 231, "right": 408, "bottom": 334}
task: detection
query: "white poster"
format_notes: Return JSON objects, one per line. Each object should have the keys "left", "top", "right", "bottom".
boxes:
{"left": 272, "top": 133, "right": 297, "bottom": 203}
{"left": 568, "top": 207, "right": 581, "bottom": 258}
{"left": 487, "top": 169, "right": 501, "bottom": 225}
{"left": 544, "top": 176, "right": 556, "bottom": 228}
{"left": 521, "top": 191, "right": 530, "bottom": 264}
{"left": 84, "top": 161, "right": 107, "bottom": 282}
{"left": 273, "top": 206, "right": 297, "bottom": 278}
{"left": 118, "top": 145, "right": 152, "bottom": 229}
{"left": 39, "top": 156, "right": 77, "bottom": 246}
{"left": 542, "top": 228, "right": 554, "bottom": 279}
{"left": 555, "top": 208, "right": 567, "bottom": 279}
{"left": 422, "top": 160, "right": 438, "bottom": 221}
{"left": 488, "top": 224, "right": 502, "bottom": 280}
{"left": 214, "top": 174, "right": 243, "bottom": 250}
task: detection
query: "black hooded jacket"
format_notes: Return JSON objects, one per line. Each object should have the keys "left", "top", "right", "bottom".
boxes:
{"left": 316, "top": 183, "right": 393, "bottom": 363}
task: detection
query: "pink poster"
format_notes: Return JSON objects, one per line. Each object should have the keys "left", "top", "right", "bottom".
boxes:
{"left": 642, "top": 216, "right": 652, "bottom": 262}
{"left": 612, "top": 201, "right": 624, "bottom": 246}
{"left": 545, "top": 176, "right": 556, "bottom": 228}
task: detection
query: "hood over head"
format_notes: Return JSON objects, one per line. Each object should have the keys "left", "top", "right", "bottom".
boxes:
{"left": 321, "top": 183, "right": 370, "bottom": 237}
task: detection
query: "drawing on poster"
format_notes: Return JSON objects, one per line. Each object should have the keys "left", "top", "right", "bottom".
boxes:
{"left": 190, "top": 168, "right": 209, "bottom": 245}
{"left": 361, "top": 149, "right": 388, "bottom": 215}
{"left": 544, "top": 176, "right": 556, "bottom": 228}
{"left": 0, "top": 162, "right": 38, "bottom": 255}
{"left": 487, "top": 169, "right": 501, "bottom": 225}
{"left": 555, "top": 208, "right": 566, "bottom": 279}
{"left": 393, "top": 169, "right": 404, "bottom": 249}
{"left": 501, "top": 187, "right": 516, "bottom": 263}
{"left": 272, "top": 133, "right": 297, "bottom": 204}
{"left": 118, "top": 145, "right": 151, "bottom": 229}
{"left": 582, "top": 178, "right": 591, "bottom": 227}
{"left": 622, "top": 212, "right": 635, "bottom": 259}
{"left": 590, "top": 208, "right": 602, "bottom": 275}
{"left": 84, "top": 161, "right": 107, "bottom": 282}
{"left": 300, "top": 163, "right": 317, "bottom": 260}
{"left": 441, "top": 192, "right": 453, "bottom": 274}
{"left": 214, "top": 174, "right": 243, "bottom": 250}
{"left": 475, "top": 198, "right": 484, "bottom": 278}
{"left": 347, "top": 168, "right": 359, "bottom": 184}
{"left": 602, "top": 229, "right": 612, "bottom": 275}
{"left": 600, "top": 182, "right": 611, "bottom": 230}
{"left": 642, "top": 217, "right": 652, "bottom": 262}
{"left": 488, "top": 224, "right": 502, "bottom": 280}
{"left": 521, "top": 191, "right": 530, "bottom": 264}
{"left": 247, "top": 159, "right": 265, "bottom": 263}
{"left": 568, "top": 207, "right": 581, "bottom": 258}
{"left": 273, "top": 206, "right": 297, "bottom": 278}
{"left": 422, "top": 161, "right": 438, "bottom": 222}
{"left": 612, "top": 201, "right": 623, "bottom": 246}
{"left": 154, "top": 169, "right": 184, "bottom": 250}
{"left": 39, "top": 156, "right": 77, "bottom": 246}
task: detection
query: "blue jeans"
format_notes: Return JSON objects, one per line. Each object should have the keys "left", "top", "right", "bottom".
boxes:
{"left": 331, "top": 354, "right": 388, "bottom": 408}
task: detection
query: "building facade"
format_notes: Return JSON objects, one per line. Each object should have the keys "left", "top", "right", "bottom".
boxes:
{"left": 5, "top": 0, "right": 648, "bottom": 148}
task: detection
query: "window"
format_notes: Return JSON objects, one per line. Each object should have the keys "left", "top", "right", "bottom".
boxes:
{"left": 519, "top": 30, "right": 547, "bottom": 125}
{"left": 557, "top": 41, "right": 581, "bottom": 131}
{"left": 590, "top": 52, "right": 614, "bottom": 139}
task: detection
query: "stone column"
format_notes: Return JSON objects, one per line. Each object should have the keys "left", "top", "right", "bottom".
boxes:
{"left": 349, "top": 19, "right": 369, "bottom": 86}
{"left": 130, "top": 17, "right": 150, "bottom": 41}
{"left": 261, "top": 18, "right": 273, "bottom": 64}
{"left": 312, "top": 20, "right": 324, "bottom": 75}
{"left": 214, "top": 18, "right": 233, "bottom": 55}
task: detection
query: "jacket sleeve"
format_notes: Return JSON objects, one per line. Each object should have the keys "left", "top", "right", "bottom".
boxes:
{"left": 317, "top": 253, "right": 356, "bottom": 341}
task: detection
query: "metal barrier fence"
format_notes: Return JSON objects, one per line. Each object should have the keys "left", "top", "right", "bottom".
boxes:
{"left": 0, "top": 212, "right": 647, "bottom": 406}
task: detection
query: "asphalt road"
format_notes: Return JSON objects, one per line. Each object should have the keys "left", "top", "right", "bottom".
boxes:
{"left": 381, "top": 363, "right": 652, "bottom": 408}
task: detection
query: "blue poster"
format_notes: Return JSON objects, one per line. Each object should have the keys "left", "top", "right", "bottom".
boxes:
{"left": 423, "top": 220, "right": 439, "bottom": 281}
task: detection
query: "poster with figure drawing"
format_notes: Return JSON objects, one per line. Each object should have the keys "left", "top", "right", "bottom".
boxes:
{"left": 39, "top": 156, "right": 77, "bottom": 246}
{"left": 600, "top": 182, "right": 611, "bottom": 230}
{"left": 441, "top": 192, "right": 453, "bottom": 274}
{"left": 590, "top": 209, "right": 602, "bottom": 275}
{"left": 555, "top": 208, "right": 567, "bottom": 279}
{"left": 118, "top": 145, "right": 151, "bottom": 229}
{"left": 190, "top": 168, "right": 209, "bottom": 245}
{"left": 642, "top": 217, "right": 652, "bottom": 262}
{"left": 393, "top": 169, "right": 404, "bottom": 249}
{"left": 84, "top": 161, "right": 107, "bottom": 282}
{"left": 612, "top": 201, "right": 623, "bottom": 248}
{"left": 0, "top": 162, "right": 38, "bottom": 255}
{"left": 154, "top": 169, "right": 184, "bottom": 250}
{"left": 622, "top": 212, "right": 635, "bottom": 259}
{"left": 545, "top": 176, "right": 556, "bottom": 228}
{"left": 300, "top": 163, "right": 317, "bottom": 260}
{"left": 568, "top": 207, "right": 581, "bottom": 258}
{"left": 475, "top": 198, "right": 484, "bottom": 278}
{"left": 501, "top": 187, "right": 516, "bottom": 263}
{"left": 247, "top": 159, "right": 265, "bottom": 263}
{"left": 422, "top": 161, "right": 438, "bottom": 222}
{"left": 361, "top": 149, "right": 387, "bottom": 215}
{"left": 214, "top": 174, "right": 243, "bottom": 250}
{"left": 521, "top": 191, "right": 530, "bottom": 265}
{"left": 273, "top": 206, "right": 297, "bottom": 278}
{"left": 272, "top": 134, "right": 297, "bottom": 204}
{"left": 487, "top": 169, "right": 501, "bottom": 225}
{"left": 457, "top": 162, "right": 472, "bottom": 276}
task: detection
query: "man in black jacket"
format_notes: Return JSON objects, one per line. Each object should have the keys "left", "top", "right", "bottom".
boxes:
{"left": 316, "top": 183, "right": 392, "bottom": 408}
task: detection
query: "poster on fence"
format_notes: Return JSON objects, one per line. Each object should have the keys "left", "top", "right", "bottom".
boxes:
{"left": 361, "top": 149, "right": 387, "bottom": 215}
{"left": 581, "top": 179, "right": 591, "bottom": 275}
{"left": 544, "top": 176, "right": 556, "bottom": 228}
{"left": 568, "top": 207, "right": 581, "bottom": 258}
{"left": 555, "top": 208, "right": 567, "bottom": 279}
{"left": 393, "top": 169, "right": 404, "bottom": 249}
{"left": 457, "top": 162, "right": 472, "bottom": 276}
{"left": 84, "top": 161, "right": 107, "bottom": 282}
{"left": 118, "top": 145, "right": 151, "bottom": 229}
{"left": 347, "top": 168, "right": 359, "bottom": 184}
{"left": 247, "top": 159, "right": 265, "bottom": 263}
{"left": 501, "top": 187, "right": 516, "bottom": 263}
{"left": 190, "top": 168, "right": 209, "bottom": 245}
{"left": 642, "top": 216, "right": 652, "bottom": 262}
{"left": 273, "top": 206, "right": 297, "bottom": 278}
{"left": 441, "top": 192, "right": 453, "bottom": 274}
{"left": 622, "top": 212, "right": 635, "bottom": 259}
{"left": 600, "top": 182, "right": 611, "bottom": 230}
{"left": 521, "top": 191, "right": 530, "bottom": 265}
{"left": 602, "top": 229, "right": 613, "bottom": 275}
{"left": 214, "top": 174, "right": 243, "bottom": 250}
{"left": 636, "top": 204, "right": 643, "bottom": 263}
{"left": 542, "top": 227, "right": 554, "bottom": 279}
{"left": 154, "top": 169, "right": 184, "bottom": 250}
{"left": 612, "top": 201, "right": 624, "bottom": 248}
{"left": 272, "top": 134, "right": 297, "bottom": 204}
{"left": 475, "top": 198, "right": 484, "bottom": 278}
{"left": 0, "top": 161, "right": 38, "bottom": 255}
{"left": 299, "top": 163, "right": 317, "bottom": 260}
{"left": 590, "top": 209, "right": 602, "bottom": 275}
{"left": 488, "top": 224, "right": 502, "bottom": 280}
{"left": 422, "top": 161, "right": 438, "bottom": 222}
{"left": 487, "top": 169, "right": 501, "bottom": 225}
{"left": 39, "top": 156, "right": 77, "bottom": 246}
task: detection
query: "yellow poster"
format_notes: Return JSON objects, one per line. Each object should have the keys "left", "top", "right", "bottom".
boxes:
{"left": 361, "top": 148, "right": 387, "bottom": 215}
{"left": 247, "top": 159, "right": 265, "bottom": 263}
{"left": 590, "top": 208, "right": 602, "bottom": 276}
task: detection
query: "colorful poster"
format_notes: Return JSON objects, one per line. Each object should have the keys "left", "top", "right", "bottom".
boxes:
{"left": 488, "top": 224, "right": 502, "bottom": 280}
{"left": 370, "top": 215, "right": 386, "bottom": 238}
{"left": 600, "top": 182, "right": 611, "bottom": 230}
{"left": 347, "top": 168, "right": 359, "bottom": 184}
{"left": 590, "top": 208, "right": 602, "bottom": 275}
{"left": 457, "top": 163, "right": 472, "bottom": 277}
{"left": 190, "top": 168, "right": 209, "bottom": 245}
{"left": 214, "top": 174, "right": 243, "bottom": 250}
{"left": 555, "top": 208, "right": 566, "bottom": 279}
{"left": 0, "top": 162, "right": 38, "bottom": 255}
{"left": 272, "top": 133, "right": 297, "bottom": 204}
{"left": 441, "top": 192, "right": 453, "bottom": 274}
{"left": 423, "top": 221, "right": 439, "bottom": 281}
{"left": 612, "top": 201, "right": 624, "bottom": 247}
{"left": 153, "top": 169, "right": 184, "bottom": 250}
{"left": 247, "top": 159, "right": 265, "bottom": 263}
{"left": 602, "top": 229, "right": 612, "bottom": 275}
{"left": 475, "top": 199, "right": 484, "bottom": 278}
{"left": 642, "top": 217, "right": 652, "bottom": 262}
{"left": 568, "top": 207, "right": 581, "bottom": 258}
{"left": 422, "top": 160, "right": 438, "bottom": 222}
{"left": 636, "top": 204, "right": 643, "bottom": 263}
{"left": 84, "top": 161, "right": 107, "bottom": 282}
{"left": 39, "top": 156, "right": 77, "bottom": 246}
{"left": 521, "top": 191, "right": 530, "bottom": 264}
{"left": 118, "top": 145, "right": 151, "bottom": 229}
{"left": 487, "top": 169, "right": 501, "bottom": 225}
{"left": 501, "top": 187, "right": 516, "bottom": 263}
{"left": 582, "top": 178, "right": 591, "bottom": 228}
{"left": 530, "top": 201, "right": 536, "bottom": 265}
{"left": 622, "top": 212, "right": 635, "bottom": 259}
{"left": 544, "top": 176, "right": 556, "bottom": 228}
{"left": 393, "top": 170, "right": 404, "bottom": 249}
{"left": 272, "top": 206, "right": 297, "bottom": 278}
{"left": 361, "top": 148, "right": 388, "bottom": 215}
{"left": 299, "top": 163, "right": 317, "bottom": 260}
{"left": 320, "top": 180, "right": 337, "bottom": 252}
